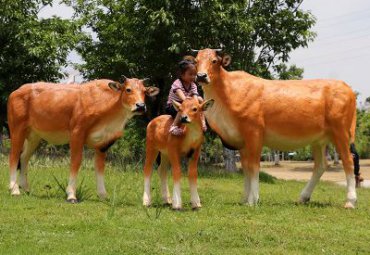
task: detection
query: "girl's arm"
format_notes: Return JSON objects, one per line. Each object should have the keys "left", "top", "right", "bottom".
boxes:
{"left": 175, "top": 89, "right": 187, "bottom": 101}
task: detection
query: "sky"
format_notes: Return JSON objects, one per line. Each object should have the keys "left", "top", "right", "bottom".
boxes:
{"left": 39, "top": 1, "right": 370, "bottom": 104}
{"left": 289, "top": 0, "right": 370, "bottom": 105}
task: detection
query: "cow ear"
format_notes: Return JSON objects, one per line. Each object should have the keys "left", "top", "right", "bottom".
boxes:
{"left": 201, "top": 99, "right": 214, "bottom": 111}
{"left": 172, "top": 100, "right": 181, "bottom": 111}
{"left": 145, "top": 87, "right": 160, "bottom": 97}
{"left": 222, "top": 54, "right": 231, "bottom": 67}
{"left": 108, "top": 82, "right": 122, "bottom": 92}
{"left": 183, "top": 55, "right": 197, "bottom": 64}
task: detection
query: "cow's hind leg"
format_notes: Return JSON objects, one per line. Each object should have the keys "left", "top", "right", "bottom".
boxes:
{"left": 9, "top": 127, "right": 27, "bottom": 195}
{"left": 94, "top": 149, "right": 107, "bottom": 200}
{"left": 332, "top": 133, "right": 356, "bottom": 208}
{"left": 19, "top": 132, "right": 41, "bottom": 192}
{"left": 143, "top": 146, "right": 158, "bottom": 207}
{"left": 157, "top": 154, "right": 172, "bottom": 205}
{"left": 300, "top": 144, "right": 327, "bottom": 203}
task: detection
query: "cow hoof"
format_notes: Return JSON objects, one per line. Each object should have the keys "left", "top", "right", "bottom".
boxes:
{"left": 299, "top": 196, "right": 310, "bottom": 204}
{"left": 67, "top": 198, "right": 78, "bottom": 204}
{"left": 172, "top": 206, "right": 183, "bottom": 211}
{"left": 344, "top": 201, "right": 355, "bottom": 209}
{"left": 10, "top": 187, "right": 21, "bottom": 196}
{"left": 98, "top": 193, "right": 108, "bottom": 200}
{"left": 192, "top": 206, "right": 201, "bottom": 211}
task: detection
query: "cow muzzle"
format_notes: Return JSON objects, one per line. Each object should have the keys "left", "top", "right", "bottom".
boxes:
{"left": 181, "top": 115, "right": 191, "bottom": 124}
{"left": 133, "top": 103, "right": 146, "bottom": 113}
{"left": 196, "top": 73, "right": 210, "bottom": 84}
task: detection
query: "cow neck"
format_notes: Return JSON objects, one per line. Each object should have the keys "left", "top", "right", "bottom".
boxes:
{"left": 203, "top": 68, "right": 231, "bottom": 105}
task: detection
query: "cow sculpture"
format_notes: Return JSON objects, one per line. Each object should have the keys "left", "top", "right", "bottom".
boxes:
{"left": 143, "top": 98, "right": 214, "bottom": 210}
{"left": 194, "top": 48, "right": 358, "bottom": 208}
{"left": 7, "top": 77, "right": 159, "bottom": 202}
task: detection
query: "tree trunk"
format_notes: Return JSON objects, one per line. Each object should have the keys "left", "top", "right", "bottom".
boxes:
{"left": 274, "top": 151, "right": 280, "bottom": 166}
{"left": 223, "top": 147, "right": 237, "bottom": 172}
{"left": 333, "top": 148, "right": 339, "bottom": 165}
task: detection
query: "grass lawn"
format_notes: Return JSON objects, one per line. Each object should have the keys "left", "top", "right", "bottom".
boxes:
{"left": 0, "top": 154, "right": 369, "bottom": 254}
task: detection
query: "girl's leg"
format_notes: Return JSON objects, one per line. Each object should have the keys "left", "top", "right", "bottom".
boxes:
{"left": 169, "top": 112, "right": 184, "bottom": 135}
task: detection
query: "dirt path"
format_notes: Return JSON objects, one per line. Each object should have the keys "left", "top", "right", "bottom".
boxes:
{"left": 259, "top": 159, "right": 370, "bottom": 187}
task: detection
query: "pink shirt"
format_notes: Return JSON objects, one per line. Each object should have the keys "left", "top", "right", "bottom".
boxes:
{"left": 167, "top": 79, "right": 199, "bottom": 105}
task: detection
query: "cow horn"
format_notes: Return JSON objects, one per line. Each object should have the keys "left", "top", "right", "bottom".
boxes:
{"left": 142, "top": 78, "right": 150, "bottom": 85}
{"left": 190, "top": 49, "right": 199, "bottom": 53}
{"left": 120, "top": 75, "right": 128, "bottom": 83}
{"left": 213, "top": 48, "right": 223, "bottom": 53}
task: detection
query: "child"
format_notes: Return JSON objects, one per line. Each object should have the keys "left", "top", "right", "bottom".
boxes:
{"left": 166, "top": 59, "right": 207, "bottom": 135}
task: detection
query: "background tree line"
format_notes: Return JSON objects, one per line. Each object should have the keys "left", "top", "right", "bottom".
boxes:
{"left": 1, "top": 0, "right": 369, "bottom": 166}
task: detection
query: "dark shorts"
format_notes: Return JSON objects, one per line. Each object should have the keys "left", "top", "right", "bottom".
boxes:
{"left": 165, "top": 104, "right": 178, "bottom": 118}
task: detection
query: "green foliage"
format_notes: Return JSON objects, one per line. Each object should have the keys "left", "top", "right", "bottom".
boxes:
{"left": 356, "top": 109, "right": 370, "bottom": 158}
{"left": 0, "top": 0, "right": 85, "bottom": 129}
{"left": 64, "top": 0, "right": 316, "bottom": 163}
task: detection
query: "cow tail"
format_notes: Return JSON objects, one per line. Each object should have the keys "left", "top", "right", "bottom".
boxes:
{"left": 349, "top": 106, "right": 356, "bottom": 144}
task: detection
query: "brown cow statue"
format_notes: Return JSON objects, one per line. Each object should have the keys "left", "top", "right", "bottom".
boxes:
{"left": 194, "top": 48, "right": 358, "bottom": 208}
{"left": 7, "top": 77, "right": 159, "bottom": 203}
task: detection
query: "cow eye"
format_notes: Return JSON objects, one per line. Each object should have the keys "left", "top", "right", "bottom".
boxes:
{"left": 212, "top": 59, "right": 217, "bottom": 64}
{"left": 192, "top": 107, "right": 197, "bottom": 112}
{"left": 126, "top": 88, "right": 132, "bottom": 93}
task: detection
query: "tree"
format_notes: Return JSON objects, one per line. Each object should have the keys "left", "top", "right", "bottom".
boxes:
{"left": 0, "top": 0, "right": 84, "bottom": 133}
{"left": 66, "top": 0, "right": 316, "bottom": 162}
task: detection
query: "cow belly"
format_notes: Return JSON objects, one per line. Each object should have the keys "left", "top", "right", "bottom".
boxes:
{"left": 87, "top": 118, "right": 127, "bottom": 147}
{"left": 33, "top": 129, "right": 70, "bottom": 145}
{"left": 264, "top": 130, "right": 328, "bottom": 151}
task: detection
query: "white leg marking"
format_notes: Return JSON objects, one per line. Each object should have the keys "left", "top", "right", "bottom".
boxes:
{"left": 9, "top": 168, "right": 20, "bottom": 195}
{"left": 190, "top": 181, "right": 201, "bottom": 209}
{"left": 247, "top": 173, "right": 259, "bottom": 205}
{"left": 158, "top": 162, "right": 171, "bottom": 204}
{"left": 66, "top": 176, "right": 77, "bottom": 201}
{"left": 300, "top": 166, "right": 325, "bottom": 203}
{"left": 345, "top": 174, "right": 357, "bottom": 209}
{"left": 143, "top": 177, "right": 151, "bottom": 206}
{"left": 244, "top": 175, "right": 251, "bottom": 203}
{"left": 300, "top": 145, "right": 327, "bottom": 203}
{"left": 96, "top": 173, "right": 107, "bottom": 199}
{"left": 172, "top": 182, "right": 182, "bottom": 209}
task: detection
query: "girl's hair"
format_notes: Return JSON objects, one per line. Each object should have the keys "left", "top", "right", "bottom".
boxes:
{"left": 178, "top": 59, "right": 195, "bottom": 76}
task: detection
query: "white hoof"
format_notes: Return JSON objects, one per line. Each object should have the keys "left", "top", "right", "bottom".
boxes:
{"left": 191, "top": 202, "right": 202, "bottom": 210}
{"left": 344, "top": 200, "right": 356, "bottom": 209}
{"left": 143, "top": 194, "right": 151, "bottom": 207}
{"left": 98, "top": 192, "right": 107, "bottom": 200}
{"left": 10, "top": 183, "right": 21, "bottom": 195}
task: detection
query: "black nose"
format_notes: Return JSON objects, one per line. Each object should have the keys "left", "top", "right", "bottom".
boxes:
{"left": 181, "top": 116, "right": 189, "bottom": 123}
{"left": 136, "top": 103, "right": 146, "bottom": 112}
{"left": 196, "top": 73, "right": 208, "bottom": 82}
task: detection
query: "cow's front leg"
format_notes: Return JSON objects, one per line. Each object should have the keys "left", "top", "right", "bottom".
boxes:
{"left": 95, "top": 149, "right": 107, "bottom": 200}
{"left": 169, "top": 152, "right": 182, "bottom": 210}
{"left": 188, "top": 147, "right": 201, "bottom": 209}
{"left": 67, "top": 134, "right": 84, "bottom": 203}
{"left": 240, "top": 133, "right": 263, "bottom": 206}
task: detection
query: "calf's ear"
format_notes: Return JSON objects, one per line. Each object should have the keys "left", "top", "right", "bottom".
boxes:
{"left": 172, "top": 100, "right": 181, "bottom": 112}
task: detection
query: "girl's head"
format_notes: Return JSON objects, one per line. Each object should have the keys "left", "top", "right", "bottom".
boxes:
{"left": 178, "top": 60, "right": 196, "bottom": 84}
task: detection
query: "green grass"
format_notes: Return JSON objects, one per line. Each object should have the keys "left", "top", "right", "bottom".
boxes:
{"left": 0, "top": 154, "right": 369, "bottom": 254}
